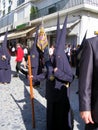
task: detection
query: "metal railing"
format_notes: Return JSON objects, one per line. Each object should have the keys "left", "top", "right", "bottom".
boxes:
{"left": 30, "top": 0, "right": 98, "bottom": 20}
{"left": 0, "top": 12, "right": 14, "bottom": 28}
{"left": 30, "top": 0, "right": 69, "bottom": 20}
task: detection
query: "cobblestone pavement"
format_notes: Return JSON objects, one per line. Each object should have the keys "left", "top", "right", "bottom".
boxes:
{"left": 0, "top": 57, "right": 85, "bottom": 130}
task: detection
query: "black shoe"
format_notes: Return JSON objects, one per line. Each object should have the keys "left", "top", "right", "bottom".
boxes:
{"left": 13, "top": 74, "right": 19, "bottom": 77}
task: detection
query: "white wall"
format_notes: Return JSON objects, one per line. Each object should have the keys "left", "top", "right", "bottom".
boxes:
{"left": 87, "top": 17, "right": 98, "bottom": 38}
{"left": 11, "top": 0, "right": 17, "bottom": 11}
{"left": 80, "top": 14, "right": 98, "bottom": 43}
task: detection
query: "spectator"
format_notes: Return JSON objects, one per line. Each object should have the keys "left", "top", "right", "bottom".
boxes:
{"left": 65, "top": 44, "right": 72, "bottom": 63}
{"left": 23, "top": 45, "right": 28, "bottom": 68}
{"left": 11, "top": 46, "right": 16, "bottom": 56}
{"left": 13, "top": 43, "right": 27, "bottom": 77}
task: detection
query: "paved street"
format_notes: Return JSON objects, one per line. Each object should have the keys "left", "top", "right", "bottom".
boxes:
{"left": 0, "top": 56, "right": 85, "bottom": 130}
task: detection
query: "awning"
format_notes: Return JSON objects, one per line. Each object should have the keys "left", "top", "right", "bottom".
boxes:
{"left": 45, "top": 19, "right": 80, "bottom": 32}
{"left": 8, "top": 27, "right": 35, "bottom": 40}
{"left": 0, "top": 27, "right": 36, "bottom": 42}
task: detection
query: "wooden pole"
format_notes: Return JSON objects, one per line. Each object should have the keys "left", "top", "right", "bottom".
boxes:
{"left": 28, "top": 55, "right": 35, "bottom": 128}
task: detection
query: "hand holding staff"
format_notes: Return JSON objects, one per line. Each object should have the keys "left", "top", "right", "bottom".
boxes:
{"left": 28, "top": 55, "right": 35, "bottom": 128}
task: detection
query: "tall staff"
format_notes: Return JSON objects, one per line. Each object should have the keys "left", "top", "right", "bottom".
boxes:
{"left": 28, "top": 55, "right": 35, "bottom": 128}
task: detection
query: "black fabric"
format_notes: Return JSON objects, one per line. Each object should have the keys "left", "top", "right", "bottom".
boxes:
{"left": 46, "top": 79, "right": 72, "bottom": 130}
{"left": 85, "top": 123, "right": 98, "bottom": 130}
{"left": 47, "top": 99, "right": 71, "bottom": 130}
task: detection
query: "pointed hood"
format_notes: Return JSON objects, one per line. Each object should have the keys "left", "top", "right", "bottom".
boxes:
{"left": 76, "top": 31, "right": 87, "bottom": 60}
{"left": 55, "top": 15, "right": 73, "bottom": 89}
{"left": 2, "top": 29, "right": 10, "bottom": 57}
{"left": 55, "top": 13, "right": 60, "bottom": 49}
{"left": 79, "top": 30, "right": 87, "bottom": 50}
{"left": 57, "top": 14, "right": 68, "bottom": 51}
{"left": 2, "top": 29, "right": 8, "bottom": 48}
{"left": 30, "top": 26, "right": 39, "bottom": 68}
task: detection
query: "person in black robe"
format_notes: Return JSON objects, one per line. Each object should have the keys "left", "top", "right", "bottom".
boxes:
{"left": 29, "top": 15, "right": 74, "bottom": 130}
{"left": 45, "top": 14, "right": 74, "bottom": 130}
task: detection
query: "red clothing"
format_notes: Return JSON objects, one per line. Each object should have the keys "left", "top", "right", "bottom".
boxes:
{"left": 15, "top": 47, "right": 24, "bottom": 62}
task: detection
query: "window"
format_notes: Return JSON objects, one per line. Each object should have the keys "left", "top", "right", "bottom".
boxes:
{"left": 3, "top": 2, "right": 5, "bottom": 8}
{"left": 17, "top": 0, "right": 25, "bottom": 6}
{"left": 48, "top": 6, "right": 57, "bottom": 14}
{"left": 9, "top": 0, "right": 12, "bottom": 6}
{"left": 8, "top": 6, "right": 11, "bottom": 13}
{"left": 3, "top": 10, "right": 5, "bottom": 16}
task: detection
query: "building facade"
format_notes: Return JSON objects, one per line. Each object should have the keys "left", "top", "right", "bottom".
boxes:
{"left": 0, "top": 0, "right": 98, "bottom": 46}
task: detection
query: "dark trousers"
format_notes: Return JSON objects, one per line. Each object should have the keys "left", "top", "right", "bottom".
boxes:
{"left": 16, "top": 62, "right": 21, "bottom": 73}
{"left": 85, "top": 123, "right": 98, "bottom": 130}
{"left": 16, "top": 61, "right": 27, "bottom": 76}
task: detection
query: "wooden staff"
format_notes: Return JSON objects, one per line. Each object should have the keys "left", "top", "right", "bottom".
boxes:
{"left": 28, "top": 55, "right": 35, "bottom": 128}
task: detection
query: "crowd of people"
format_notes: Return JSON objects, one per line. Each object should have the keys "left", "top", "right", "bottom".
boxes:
{"left": 0, "top": 14, "right": 98, "bottom": 130}
{"left": 65, "top": 44, "right": 81, "bottom": 78}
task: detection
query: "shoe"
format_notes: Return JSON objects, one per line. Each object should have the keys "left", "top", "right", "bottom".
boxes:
{"left": 13, "top": 74, "right": 19, "bottom": 77}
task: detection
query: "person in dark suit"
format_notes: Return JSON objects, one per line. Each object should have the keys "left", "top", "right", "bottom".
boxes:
{"left": 79, "top": 36, "right": 98, "bottom": 130}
